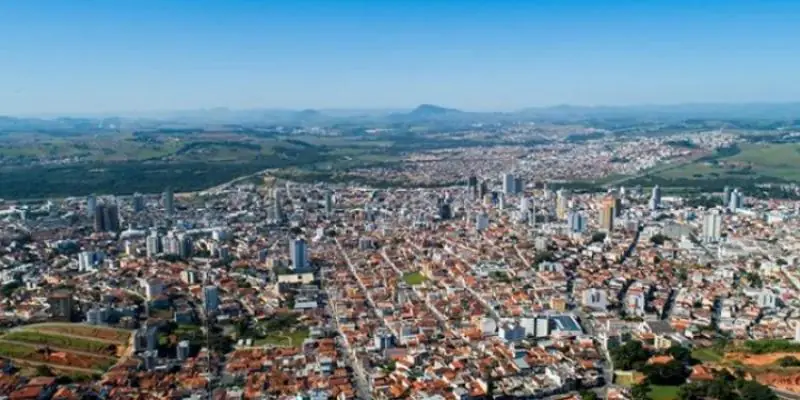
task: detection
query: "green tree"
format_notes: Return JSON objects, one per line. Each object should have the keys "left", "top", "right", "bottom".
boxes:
{"left": 631, "top": 382, "right": 650, "bottom": 400}
{"left": 666, "top": 345, "right": 692, "bottom": 364}
{"left": 579, "top": 391, "right": 599, "bottom": 400}
{"left": 610, "top": 340, "right": 651, "bottom": 371}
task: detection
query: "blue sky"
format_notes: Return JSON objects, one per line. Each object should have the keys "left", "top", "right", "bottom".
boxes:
{"left": 1, "top": 0, "right": 799, "bottom": 114}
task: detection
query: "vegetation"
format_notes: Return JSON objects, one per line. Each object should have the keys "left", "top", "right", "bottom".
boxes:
{"left": 691, "top": 347, "right": 723, "bottom": 363}
{"left": 742, "top": 339, "right": 800, "bottom": 354}
{"left": 3, "top": 331, "right": 117, "bottom": 355}
{"left": 777, "top": 355, "right": 800, "bottom": 367}
{"left": 678, "top": 370, "right": 776, "bottom": 400}
{"left": 402, "top": 271, "right": 428, "bottom": 286}
{"left": 610, "top": 340, "right": 651, "bottom": 371}
{"left": 648, "top": 385, "right": 681, "bottom": 400}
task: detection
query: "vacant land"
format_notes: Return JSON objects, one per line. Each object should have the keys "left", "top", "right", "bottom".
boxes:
{"left": 3, "top": 331, "right": 119, "bottom": 356}
{"left": 0, "top": 341, "right": 115, "bottom": 371}
{"left": 31, "top": 323, "right": 132, "bottom": 344}
{"left": 402, "top": 272, "right": 428, "bottom": 286}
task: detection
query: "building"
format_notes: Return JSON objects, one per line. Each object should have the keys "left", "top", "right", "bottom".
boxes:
{"left": 143, "top": 279, "right": 164, "bottom": 301}
{"left": 502, "top": 173, "right": 516, "bottom": 195}
{"left": 203, "top": 285, "right": 220, "bottom": 312}
{"left": 599, "top": 196, "right": 615, "bottom": 232}
{"left": 438, "top": 202, "right": 452, "bottom": 220}
{"left": 475, "top": 212, "right": 489, "bottom": 232}
{"left": 177, "top": 340, "right": 191, "bottom": 360}
{"left": 729, "top": 188, "right": 744, "bottom": 210}
{"left": 93, "top": 203, "right": 120, "bottom": 232}
{"left": 291, "top": 238, "right": 309, "bottom": 271}
{"left": 132, "top": 192, "right": 145, "bottom": 213}
{"left": 87, "top": 194, "right": 97, "bottom": 217}
{"left": 48, "top": 291, "right": 74, "bottom": 321}
{"left": 702, "top": 210, "right": 723, "bottom": 242}
{"left": 146, "top": 232, "right": 161, "bottom": 258}
{"left": 163, "top": 188, "right": 174, "bottom": 215}
{"left": 78, "top": 251, "right": 103, "bottom": 272}
{"left": 556, "top": 189, "right": 570, "bottom": 220}
{"left": 567, "top": 211, "right": 586, "bottom": 233}
{"left": 582, "top": 288, "right": 608, "bottom": 310}
{"left": 649, "top": 185, "right": 662, "bottom": 210}
{"left": 324, "top": 190, "right": 334, "bottom": 215}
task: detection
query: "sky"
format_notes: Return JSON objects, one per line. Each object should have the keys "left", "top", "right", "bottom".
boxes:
{"left": 1, "top": 0, "right": 800, "bottom": 115}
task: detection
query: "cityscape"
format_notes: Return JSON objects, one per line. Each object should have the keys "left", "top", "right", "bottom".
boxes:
{"left": 5, "top": 1, "right": 800, "bottom": 399}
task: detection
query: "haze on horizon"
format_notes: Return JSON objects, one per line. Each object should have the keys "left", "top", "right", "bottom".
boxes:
{"left": 2, "top": 0, "right": 800, "bottom": 116}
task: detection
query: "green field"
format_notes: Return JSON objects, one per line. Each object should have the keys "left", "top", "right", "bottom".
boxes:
{"left": 657, "top": 143, "right": 800, "bottom": 182}
{"left": 692, "top": 348, "right": 723, "bottom": 363}
{"left": 254, "top": 328, "right": 309, "bottom": 347}
{"left": 3, "top": 331, "right": 118, "bottom": 355}
{"left": 402, "top": 271, "right": 428, "bottom": 285}
{"left": 648, "top": 385, "right": 680, "bottom": 400}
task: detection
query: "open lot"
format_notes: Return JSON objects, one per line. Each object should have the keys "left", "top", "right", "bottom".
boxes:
{"left": 656, "top": 143, "right": 800, "bottom": 182}
{"left": 30, "top": 323, "right": 132, "bottom": 344}
{"left": 0, "top": 323, "right": 132, "bottom": 374}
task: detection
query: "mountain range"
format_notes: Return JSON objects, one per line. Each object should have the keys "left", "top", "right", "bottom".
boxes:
{"left": 3, "top": 102, "right": 800, "bottom": 133}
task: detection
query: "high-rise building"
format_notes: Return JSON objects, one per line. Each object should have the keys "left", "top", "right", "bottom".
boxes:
{"left": 324, "top": 190, "right": 334, "bottom": 215}
{"left": 163, "top": 188, "right": 174, "bottom": 215}
{"left": 729, "top": 188, "right": 744, "bottom": 211}
{"left": 290, "top": 238, "right": 308, "bottom": 271}
{"left": 649, "top": 185, "right": 662, "bottom": 210}
{"left": 146, "top": 232, "right": 161, "bottom": 258}
{"left": 502, "top": 173, "right": 516, "bottom": 195}
{"left": 162, "top": 233, "right": 181, "bottom": 256}
{"left": 599, "top": 196, "right": 615, "bottom": 232}
{"left": 93, "top": 203, "right": 120, "bottom": 232}
{"left": 87, "top": 194, "right": 97, "bottom": 217}
{"left": 567, "top": 211, "right": 586, "bottom": 233}
{"left": 438, "top": 202, "right": 452, "bottom": 220}
{"left": 723, "top": 186, "right": 731, "bottom": 205}
{"left": 479, "top": 181, "right": 489, "bottom": 199}
{"left": 514, "top": 177, "right": 523, "bottom": 194}
{"left": 556, "top": 189, "right": 570, "bottom": 220}
{"left": 177, "top": 233, "right": 193, "bottom": 259}
{"left": 203, "top": 285, "right": 220, "bottom": 312}
{"left": 274, "top": 189, "right": 285, "bottom": 223}
{"left": 702, "top": 210, "right": 723, "bottom": 242}
{"left": 613, "top": 196, "right": 623, "bottom": 218}
{"left": 132, "top": 193, "right": 145, "bottom": 213}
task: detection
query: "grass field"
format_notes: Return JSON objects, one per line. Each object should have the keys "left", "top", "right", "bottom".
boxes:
{"left": 32, "top": 323, "right": 132, "bottom": 344}
{"left": 692, "top": 347, "right": 723, "bottom": 363}
{"left": 4, "top": 331, "right": 119, "bottom": 356}
{"left": 0, "top": 341, "right": 115, "bottom": 371}
{"left": 254, "top": 328, "right": 309, "bottom": 347}
{"left": 648, "top": 385, "right": 680, "bottom": 400}
{"left": 656, "top": 143, "right": 800, "bottom": 182}
{"left": 402, "top": 271, "right": 428, "bottom": 286}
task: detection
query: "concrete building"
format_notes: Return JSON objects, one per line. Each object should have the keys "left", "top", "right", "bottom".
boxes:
{"left": 203, "top": 285, "right": 220, "bottom": 312}
{"left": 702, "top": 210, "right": 723, "bottom": 242}
{"left": 291, "top": 238, "right": 309, "bottom": 271}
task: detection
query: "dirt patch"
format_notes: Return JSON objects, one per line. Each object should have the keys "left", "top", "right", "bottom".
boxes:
{"left": 725, "top": 352, "right": 800, "bottom": 367}
{"left": 755, "top": 372, "right": 800, "bottom": 393}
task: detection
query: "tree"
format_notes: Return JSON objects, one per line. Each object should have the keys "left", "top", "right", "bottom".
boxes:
{"left": 631, "top": 382, "right": 650, "bottom": 400}
{"left": 666, "top": 345, "right": 692, "bottom": 364}
{"left": 778, "top": 356, "right": 800, "bottom": 367}
{"left": 650, "top": 234, "right": 669, "bottom": 246}
{"left": 643, "top": 360, "right": 689, "bottom": 385}
{"left": 591, "top": 232, "right": 607, "bottom": 243}
{"left": 610, "top": 340, "right": 651, "bottom": 371}
{"left": 579, "top": 391, "right": 599, "bottom": 400}
{"left": 35, "top": 365, "right": 53, "bottom": 377}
